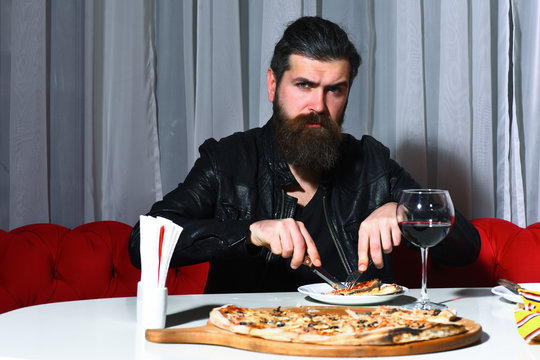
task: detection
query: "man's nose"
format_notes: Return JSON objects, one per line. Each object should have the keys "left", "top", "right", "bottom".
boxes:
{"left": 308, "top": 89, "right": 327, "bottom": 113}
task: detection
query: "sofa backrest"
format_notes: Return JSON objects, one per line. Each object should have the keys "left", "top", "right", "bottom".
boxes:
{"left": 2, "top": 218, "right": 539, "bottom": 314}
{"left": 393, "top": 218, "right": 540, "bottom": 288}
{"left": 0, "top": 221, "right": 208, "bottom": 314}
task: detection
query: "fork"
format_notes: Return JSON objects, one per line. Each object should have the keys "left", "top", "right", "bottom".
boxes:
{"left": 344, "top": 260, "right": 373, "bottom": 289}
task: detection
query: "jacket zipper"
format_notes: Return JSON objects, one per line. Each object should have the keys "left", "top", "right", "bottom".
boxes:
{"left": 265, "top": 189, "right": 287, "bottom": 263}
{"left": 323, "top": 195, "right": 353, "bottom": 274}
{"left": 279, "top": 189, "right": 286, "bottom": 218}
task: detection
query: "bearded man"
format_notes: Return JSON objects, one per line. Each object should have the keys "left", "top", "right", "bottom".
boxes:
{"left": 129, "top": 16, "right": 480, "bottom": 293}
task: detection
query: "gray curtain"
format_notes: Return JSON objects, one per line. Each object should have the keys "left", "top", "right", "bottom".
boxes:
{"left": 1, "top": 0, "right": 539, "bottom": 230}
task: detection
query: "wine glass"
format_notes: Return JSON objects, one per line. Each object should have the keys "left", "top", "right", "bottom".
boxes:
{"left": 396, "top": 189, "right": 454, "bottom": 310}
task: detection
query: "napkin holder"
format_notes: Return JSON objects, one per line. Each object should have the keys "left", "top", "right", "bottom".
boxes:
{"left": 137, "top": 281, "right": 168, "bottom": 329}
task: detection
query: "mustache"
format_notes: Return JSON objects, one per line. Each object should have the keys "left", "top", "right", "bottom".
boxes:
{"left": 284, "top": 112, "right": 339, "bottom": 133}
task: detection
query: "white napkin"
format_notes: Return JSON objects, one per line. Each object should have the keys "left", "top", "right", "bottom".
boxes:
{"left": 139, "top": 215, "right": 182, "bottom": 288}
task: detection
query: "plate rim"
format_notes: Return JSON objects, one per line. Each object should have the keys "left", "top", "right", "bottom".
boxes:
{"left": 491, "top": 282, "right": 540, "bottom": 303}
{"left": 491, "top": 285, "right": 521, "bottom": 303}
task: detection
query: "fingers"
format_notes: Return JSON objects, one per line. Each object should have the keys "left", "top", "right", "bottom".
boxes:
{"left": 357, "top": 227, "right": 370, "bottom": 272}
{"left": 357, "top": 202, "right": 400, "bottom": 271}
{"left": 298, "top": 223, "right": 321, "bottom": 268}
{"left": 275, "top": 219, "right": 294, "bottom": 258}
{"left": 281, "top": 218, "right": 308, "bottom": 269}
{"left": 379, "top": 223, "right": 395, "bottom": 254}
{"left": 391, "top": 224, "right": 402, "bottom": 247}
{"left": 358, "top": 221, "right": 384, "bottom": 269}
{"left": 361, "top": 223, "right": 398, "bottom": 269}
{"left": 248, "top": 219, "right": 319, "bottom": 269}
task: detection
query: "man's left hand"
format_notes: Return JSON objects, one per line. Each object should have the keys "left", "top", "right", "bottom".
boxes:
{"left": 356, "top": 202, "right": 401, "bottom": 271}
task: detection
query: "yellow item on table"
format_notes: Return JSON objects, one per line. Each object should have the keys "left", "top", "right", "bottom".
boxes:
{"left": 514, "top": 288, "right": 540, "bottom": 342}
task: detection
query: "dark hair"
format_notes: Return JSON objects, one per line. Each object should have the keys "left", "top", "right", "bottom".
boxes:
{"left": 270, "top": 16, "right": 361, "bottom": 88}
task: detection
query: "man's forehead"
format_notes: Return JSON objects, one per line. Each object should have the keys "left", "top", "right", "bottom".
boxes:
{"left": 285, "top": 54, "right": 351, "bottom": 83}
{"left": 288, "top": 54, "right": 350, "bottom": 68}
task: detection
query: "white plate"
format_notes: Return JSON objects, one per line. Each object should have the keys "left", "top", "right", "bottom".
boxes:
{"left": 491, "top": 283, "right": 540, "bottom": 303}
{"left": 297, "top": 283, "right": 409, "bottom": 305}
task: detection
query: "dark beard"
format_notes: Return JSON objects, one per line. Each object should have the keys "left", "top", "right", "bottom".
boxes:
{"left": 273, "top": 101, "right": 343, "bottom": 173}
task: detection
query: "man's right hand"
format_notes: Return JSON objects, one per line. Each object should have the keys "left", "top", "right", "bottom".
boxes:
{"left": 248, "top": 219, "right": 322, "bottom": 269}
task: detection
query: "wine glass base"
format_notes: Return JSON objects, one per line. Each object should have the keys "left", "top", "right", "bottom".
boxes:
{"left": 401, "top": 300, "right": 447, "bottom": 311}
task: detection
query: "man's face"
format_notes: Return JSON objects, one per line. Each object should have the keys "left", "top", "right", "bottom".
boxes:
{"left": 267, "top": 54, "right": 351, "bottom": 172}
{"left": 267, "top": 54, "right": 351, "bottom": 124}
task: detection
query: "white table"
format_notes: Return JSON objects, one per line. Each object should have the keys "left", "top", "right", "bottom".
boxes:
{"left": 0, "top": 288, "right": 538, "bottom": 360}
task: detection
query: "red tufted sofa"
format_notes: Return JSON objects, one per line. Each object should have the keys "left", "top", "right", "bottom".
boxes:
{"left": 393, "top": 218, "right": 540, "bottom": 288}
{"left": 1, "top": 218, "right": 539, "bottom": 314}
{"left": 0, "top": 221, "right": 208, "bottom": 314}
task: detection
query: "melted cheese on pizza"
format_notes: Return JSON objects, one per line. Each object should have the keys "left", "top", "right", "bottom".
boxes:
{"left": 209, "top": 304, "right": 466, "bottom": 345}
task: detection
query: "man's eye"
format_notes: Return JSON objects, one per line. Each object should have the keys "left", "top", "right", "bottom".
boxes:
{"left": 328, "top": 86, "right": 342, "bottom": 94}
{"left": 296, "top": 81, "right": 315, "bottom": 89}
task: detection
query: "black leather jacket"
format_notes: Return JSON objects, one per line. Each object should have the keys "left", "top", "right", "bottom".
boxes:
{"left": 129, "top": 118, "right": 480, "bottom": 293}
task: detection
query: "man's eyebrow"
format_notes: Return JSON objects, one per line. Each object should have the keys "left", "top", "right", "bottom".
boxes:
{"left": 292, "top": 77, "right": 349, "bottom": 88}
{"left": 292, "top": 77, "right": 318, "bottom": 86}
{"left": 326, "top": 80, "right": 350, "bottom": 88}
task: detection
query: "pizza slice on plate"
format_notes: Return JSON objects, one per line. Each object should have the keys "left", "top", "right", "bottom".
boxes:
{"left": 326, "top": 279, "right": 403, "bottom": 296}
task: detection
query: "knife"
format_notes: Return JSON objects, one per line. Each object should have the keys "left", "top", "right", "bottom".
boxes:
{"left": 497, "top": 278, "right": 522, "bottom": 295}
{"left": 302, "top": 255, "right": 345, "bottom": 289}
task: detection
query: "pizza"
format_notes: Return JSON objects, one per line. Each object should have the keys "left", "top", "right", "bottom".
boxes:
{"left": 326, "top": 278, "right": 403, "bottom": 296}
{"left": 209, "top": 304, "right": 467, "bottom": 345}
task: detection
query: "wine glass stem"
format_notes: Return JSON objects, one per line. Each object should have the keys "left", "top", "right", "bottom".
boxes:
{"left": 420, "top": 247, "right": 429, "bottom": 304}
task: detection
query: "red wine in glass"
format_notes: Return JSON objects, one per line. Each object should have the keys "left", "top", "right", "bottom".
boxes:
{"left": 398, "top": 221, "right": 452, "bottom": 248}
{"left": 396, "top": 189, "right": 454, "bottom": 310}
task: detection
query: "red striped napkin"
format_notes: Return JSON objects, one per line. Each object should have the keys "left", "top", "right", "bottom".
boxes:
{"left": 514, "top": 288, "right": 540, "bottom": 343}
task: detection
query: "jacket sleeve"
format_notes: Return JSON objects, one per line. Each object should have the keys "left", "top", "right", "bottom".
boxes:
{"left": 128, "top": 139, "right": 258, "bottom": 269}
{"left": 386, "top": 158, "right": 481, "bottom": 267}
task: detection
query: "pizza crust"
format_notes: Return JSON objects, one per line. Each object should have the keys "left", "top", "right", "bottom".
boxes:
{"left": 209, "top": 305, "right": 252, "bottom": 335}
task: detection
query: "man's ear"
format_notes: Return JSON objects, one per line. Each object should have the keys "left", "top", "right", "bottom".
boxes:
{"left": 266, "top": 68, "right": 276, "bottom": 102}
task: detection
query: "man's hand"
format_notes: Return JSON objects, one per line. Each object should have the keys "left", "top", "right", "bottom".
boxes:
{"left": 357, "top": 202, "right": 401, "bottom": 271}
{"left": 248, "top": 219, "right": 321, "bottom": 269}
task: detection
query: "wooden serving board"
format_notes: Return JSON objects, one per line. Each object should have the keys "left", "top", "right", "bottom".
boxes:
{"left": 146, "top": 306, "right": 482, "bottom": 357}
